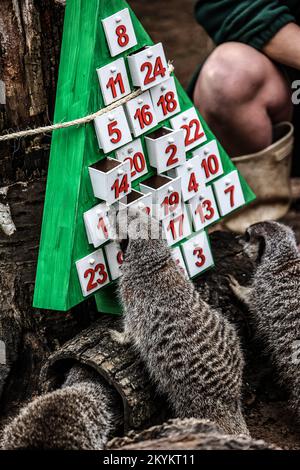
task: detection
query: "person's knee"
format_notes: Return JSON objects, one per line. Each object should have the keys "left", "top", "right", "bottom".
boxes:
{"left": 194, "top": 43, "right": 269, "bottom": 120}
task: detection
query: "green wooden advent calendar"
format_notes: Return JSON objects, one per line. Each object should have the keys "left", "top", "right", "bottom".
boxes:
{"left": 33, "top": 0, "right": 255, "bottom": 314}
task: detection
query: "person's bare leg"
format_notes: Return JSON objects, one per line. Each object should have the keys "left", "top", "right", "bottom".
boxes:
{"left": 194, "top": 42, "right": 293, "bottom": 157}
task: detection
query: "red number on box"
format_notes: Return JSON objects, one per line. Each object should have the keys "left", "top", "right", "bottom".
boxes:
{"left": 97, "top": 217, "right": 109, "bottom": 239}
{"left": 188, "top": 172, "right": 199, "bottom": 194}
{"left": 193, "top": 248, "right": 206, "bottom": 268}
{"left": 84, "top": 264, "right": 108, "bottom": 292}
{"left": 167, "top": 214, "right": 184, "bottom": 240}
{"left": 166, "top": 144, "right": 178, "bottom": 167}
{"left": 161, "top": 192, "right": 180, "bottom": 217}
{"left": 124, "top": 152, "right": 146, "bottom": 178}
{"left": 111, "top": 174, "right": 129, "bottom": 199}
{"left": 141, "top": 57, "right": 167, "bottom": 86}
{"left": 181, "top": 119, "right": 204, "bottom": 147}
{"left": 134, "top": 105, "right": 154, "bottom": 130}
{"left": 106, "top": 73, "right": 125, "bottom": 99}
{"left": 108, "top": 121, "right": 122, "bottom": 144}
{"left": 224, "top": 185, "right": 235, "bottom": 207}
{"left": 195, "top": 200, "right": 215, "bottom": 224}
{"left": 116, "top": 25, "right": 130, "bottom": 47}
{"left": 117, "top": 251, "right": 124, "bottom": 265}
{"left": 157, "top": 92, "right": 178, "bottom": 116}
{"left": 201, "top": 154, "right": 220, "bottom": 179}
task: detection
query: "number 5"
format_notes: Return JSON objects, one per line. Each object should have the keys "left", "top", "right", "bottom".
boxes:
{"left": 108, "top": 120, "right": 122, "bottom": 144}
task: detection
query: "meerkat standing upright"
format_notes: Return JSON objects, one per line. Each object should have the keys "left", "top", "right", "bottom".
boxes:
{"left": 118, "top": 210, "right": 249, "bottom": 436}
{"left": 229, "top": 221, "right": 300, "bottom": 421}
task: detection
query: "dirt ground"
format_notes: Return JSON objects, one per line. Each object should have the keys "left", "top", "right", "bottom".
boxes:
{"left": 131, "top": 0, "right": 300, "bottom": 451}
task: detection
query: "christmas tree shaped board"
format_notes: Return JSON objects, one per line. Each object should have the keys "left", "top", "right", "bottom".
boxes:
{"left": 33, "top": 0, "right": 255, "bottom": 314}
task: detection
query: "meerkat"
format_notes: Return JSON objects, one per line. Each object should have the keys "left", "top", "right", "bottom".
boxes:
{"left": 1, "top": 365, "right": 117, "bottom": 450}
{"left": 229, "top": 221, "right": 300, "bottom": 421}
{"left": 117, "top": 210, "right": 249, "bottom": 436}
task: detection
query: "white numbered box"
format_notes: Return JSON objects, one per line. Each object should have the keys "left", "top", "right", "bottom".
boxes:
{"left": 89, "top": 158, "right": 131, "bottom": 205}
{"left": 76, "top": 249, "right": 110, "bottom": 297}
{"left": 170, "top": 108, "right": 207, "bottom": 151}
{"left": 181, "top": 231, "right": 214, "bottom": 278}
{"left": 97, "top": 58, "right": 131, "bottom": 106}
{"left": 187, "top": 185, "right": 220, "bottom": 232}
{"left": 117, "top": 189, "right": 153, "bottom": 216}
{"left": 192, "top": 140, "right": 224, "bottom": 183}
{"left": 127, "top": 43, "right": 170, "bottom": 91}
{"left": 150, "top": 77, "right": 181, "bottom": 122}
{"left": 104, "top": 242, "right": 124, "bottom": 281}
{"left": 145, "top": 127, "right": 186, "bottom": 174}
{"left": 139, "top": 175, "right": 182, "bottom": 220}
{"left": 115, "top": 138, "right": 148, "bottom": 181}
{"left": 102, "top": 8, "right": 138, "bottom": 57}
{"left": 171, "top": 247, "right": 188, "bottom": 277}
{"left": 168, "top": 155, "right": 205, "bottom": 202}
{"left": 125, "top": 91, "right": 158, "bottom": 137}
{"left": 94, "top": 105, "right": 132, "bottom": 154}
{"left": 84, "top": 203, "right": 114, "bottom": 248}
{"left": 213, "top": 170, "right": 245, "bottom": 217}
{"left": 162, "top": 205, "right": 192, "bottom": 247}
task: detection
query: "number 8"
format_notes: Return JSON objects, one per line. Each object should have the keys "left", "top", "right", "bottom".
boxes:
{"left": 116, "top": 25, "right": 129, "bottom": 47}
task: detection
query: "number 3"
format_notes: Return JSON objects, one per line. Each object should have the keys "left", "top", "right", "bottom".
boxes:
{"left": 193, "top": 248, "right": 206, "bottom": 268}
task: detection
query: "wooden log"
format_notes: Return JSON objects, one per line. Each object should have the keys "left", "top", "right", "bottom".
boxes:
{"left": 0, "top": 0, "right": 64, "bottom": 185}
{"left": 40, "top": 316, "right": 168, "bottom": 434}
{"left": 108, "top": 418, "right": 279, "bottom": 450}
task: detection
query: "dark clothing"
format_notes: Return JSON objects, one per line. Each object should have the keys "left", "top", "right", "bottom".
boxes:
{"left": 194, "top": 0, "right": 300, "bottom": 50}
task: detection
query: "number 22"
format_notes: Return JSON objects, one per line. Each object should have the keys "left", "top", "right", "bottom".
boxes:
{"left": 181, "top": 119, "right": 204, "bottom": 146}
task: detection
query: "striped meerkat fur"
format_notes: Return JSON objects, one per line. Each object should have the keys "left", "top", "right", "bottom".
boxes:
{"left": 230, "top": 221, "right": 300, "bottom": 422}
{"left": 118, "top": 211, "right": 249, "bottom": 436}
{"left": 1, "top": 365, "right": 116, "bottom": 450}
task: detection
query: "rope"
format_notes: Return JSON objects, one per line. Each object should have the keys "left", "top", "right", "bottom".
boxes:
{"left": 0, "top": 63, "right": 174, "bottom": 142}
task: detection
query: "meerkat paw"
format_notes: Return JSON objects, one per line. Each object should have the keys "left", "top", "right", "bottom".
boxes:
{"left": 109, "top": 329, "right": 131, "bottom": 346}
{"left": 227, "top": 275, "right": 253, "bottom": 305}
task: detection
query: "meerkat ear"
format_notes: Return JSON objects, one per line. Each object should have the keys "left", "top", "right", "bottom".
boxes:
{"left": 244, "top": 223, "right": 268, "bottom": 262}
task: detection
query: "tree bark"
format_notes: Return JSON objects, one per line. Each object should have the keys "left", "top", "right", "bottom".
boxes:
{"left": 108, "top": 419, "right": 279, "bottom": 450}
{"left": 0, "top": 0, "right": 80, "bottom": 425}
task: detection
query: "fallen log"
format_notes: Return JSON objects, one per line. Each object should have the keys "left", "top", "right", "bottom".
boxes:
{"left": 108, "top": 418, "right": 279, "bottom": 450}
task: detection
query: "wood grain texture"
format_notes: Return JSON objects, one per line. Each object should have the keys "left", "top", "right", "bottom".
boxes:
{"left": 0, "top": 0, "right": 64, "bottom": 185}
{"left": 40, "top": 316, "right": 167, "bottom": 433}
{"left": 108, "top": 419, "right": 279, "bottom": 450}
